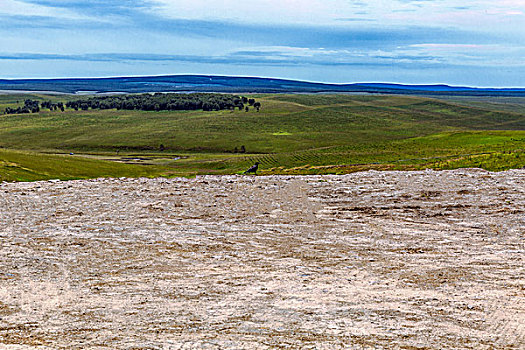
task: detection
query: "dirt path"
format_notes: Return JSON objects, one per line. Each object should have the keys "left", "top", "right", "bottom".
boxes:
{"left": 1, "top": 169, "right": 524, "bottom": 349}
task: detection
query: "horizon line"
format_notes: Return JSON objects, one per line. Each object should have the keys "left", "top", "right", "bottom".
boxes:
{"left": 1, "top": 73, "right": 524, "bottom": 90}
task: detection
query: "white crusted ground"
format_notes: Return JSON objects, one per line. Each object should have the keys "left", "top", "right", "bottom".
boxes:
{"left": 1, "top": 169, "right": 524, "bottom": 349}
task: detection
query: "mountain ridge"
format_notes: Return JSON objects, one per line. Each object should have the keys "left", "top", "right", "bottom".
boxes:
{"left": 1, "top": 75, "right": 524, "bottom": 96}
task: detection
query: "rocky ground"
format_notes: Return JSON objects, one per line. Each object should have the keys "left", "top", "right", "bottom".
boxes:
{"left": 0, "top": 169, "right": 524, "bottom": 349}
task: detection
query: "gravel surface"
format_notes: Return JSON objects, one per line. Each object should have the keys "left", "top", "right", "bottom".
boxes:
{"left": 0, "top": 169, "right": 524, "bottom": 349}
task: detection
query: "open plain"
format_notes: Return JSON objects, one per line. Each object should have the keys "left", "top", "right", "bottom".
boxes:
{"left": 0, "top": 169, "right": 524, "bottom": 349}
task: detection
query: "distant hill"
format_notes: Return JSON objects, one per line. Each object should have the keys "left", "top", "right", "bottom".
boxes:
{"left": 1, "top": 75, "right": 524, "bottom": 96}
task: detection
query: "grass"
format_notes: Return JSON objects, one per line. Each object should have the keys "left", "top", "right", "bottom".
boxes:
{"left": 0, "top": 93, "right": 524, "bottom": 180}
{"left": 178, "top": 130, "right": 525, "bottom": 175}
{"left": 439, "top": 96, "right": 525, "bottom": 114}
{"left": 0, "top": 149, "right": 172, "bottom": 182}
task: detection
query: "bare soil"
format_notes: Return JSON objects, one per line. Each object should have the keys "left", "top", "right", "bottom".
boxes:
{"left": 0, "top": 169, "right": 524, "bottom": 349}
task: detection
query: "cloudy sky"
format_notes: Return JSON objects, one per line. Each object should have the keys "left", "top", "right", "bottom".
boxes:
{"left": 1, "top": 0, "right": 524, "bottom": 86}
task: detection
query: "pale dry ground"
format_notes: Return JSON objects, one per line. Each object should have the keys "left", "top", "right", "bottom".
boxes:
{"left": 0, "top": 170, "right": 524, "bottom": 350}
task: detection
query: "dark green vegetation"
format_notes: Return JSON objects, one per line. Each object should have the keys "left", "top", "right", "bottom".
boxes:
{"left": 0, "top": 93, "right": 524, "bottom": 181}
{"left": 3, "top": 93, "right": 261, "bottom": 114}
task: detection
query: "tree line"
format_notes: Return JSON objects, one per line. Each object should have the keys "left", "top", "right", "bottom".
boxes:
{"left": 2, "top": 93, "right": 261, "bottom": 115}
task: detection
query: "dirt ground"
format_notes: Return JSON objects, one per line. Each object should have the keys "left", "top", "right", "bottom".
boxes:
{"left": 0, "top": 169, "right": 524, "bottom": 349}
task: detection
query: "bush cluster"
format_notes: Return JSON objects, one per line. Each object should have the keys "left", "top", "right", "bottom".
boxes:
{"left": 4, "top": 99, "right": 40, "bottom": 114}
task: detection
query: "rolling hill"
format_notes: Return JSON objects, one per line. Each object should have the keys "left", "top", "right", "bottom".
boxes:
{"left": 1, "top": 93, "right": 524, "bottom": 180}
{"left": 1, "top": 75, "right": 525, "bottom": 96}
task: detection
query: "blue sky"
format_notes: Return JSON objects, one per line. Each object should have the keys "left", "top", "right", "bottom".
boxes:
{"left": 1, "top": 0, "right": 524, "bottom": 86}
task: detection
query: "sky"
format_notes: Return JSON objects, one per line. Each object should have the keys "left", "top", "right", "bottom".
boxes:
{"left": 1, "top": 0, "right": 524, "bottom": 86}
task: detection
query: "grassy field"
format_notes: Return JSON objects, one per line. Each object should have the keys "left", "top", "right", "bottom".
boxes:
{"left": 0, "top": 148, "right": 174, "bottom": 182}
{"left": 1, "top": 93, "right": 524, "bottom": 180}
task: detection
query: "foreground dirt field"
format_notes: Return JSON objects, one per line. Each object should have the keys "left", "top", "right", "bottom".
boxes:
{"left": 0, "top": 170, "right": 524, "bottom": 349}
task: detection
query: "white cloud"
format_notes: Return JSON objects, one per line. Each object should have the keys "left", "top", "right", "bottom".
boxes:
{"left": 410, "top": 44, "right": 498, "bottom": 50}
{"left": 146, "top": 0, "right": 525, "bottom": 31}
{"left": 146, "top": 0, "right": 341, "bottom": 25}
{"left": 1, "top": 0, "right": 57, "bottom": 17}
{"left": 405, "top": 42, "right": 525, "bottom": 66}
{"left": 0, "top": 0, "right": 94, "bottom": 20}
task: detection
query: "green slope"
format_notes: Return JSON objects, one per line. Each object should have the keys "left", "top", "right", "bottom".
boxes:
{"left": 0, "top": 149, "right": 170, "bottom": 182}
{"left": 1, "top": 95, "right": 524, "bottom": 153}
{"left": 1, "top": 94, "right": 524, "bottom": 180}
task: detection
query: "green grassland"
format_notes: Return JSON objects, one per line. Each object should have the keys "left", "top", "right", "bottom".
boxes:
{"left": 1, "top": 93, "right": 524, "bottom": 181}
{"left": 0, "top": 148, "right": 172, "bottom": 182}
{"left": 440, "top": 96, "right": 525, "bottom": 114}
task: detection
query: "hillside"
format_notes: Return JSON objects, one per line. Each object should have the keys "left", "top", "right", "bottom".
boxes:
{"left": 1, "top": 93, "right": 524, "bottom": 180}
{"left": 1, "top": 75, "right": 525, "bottom": 95}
